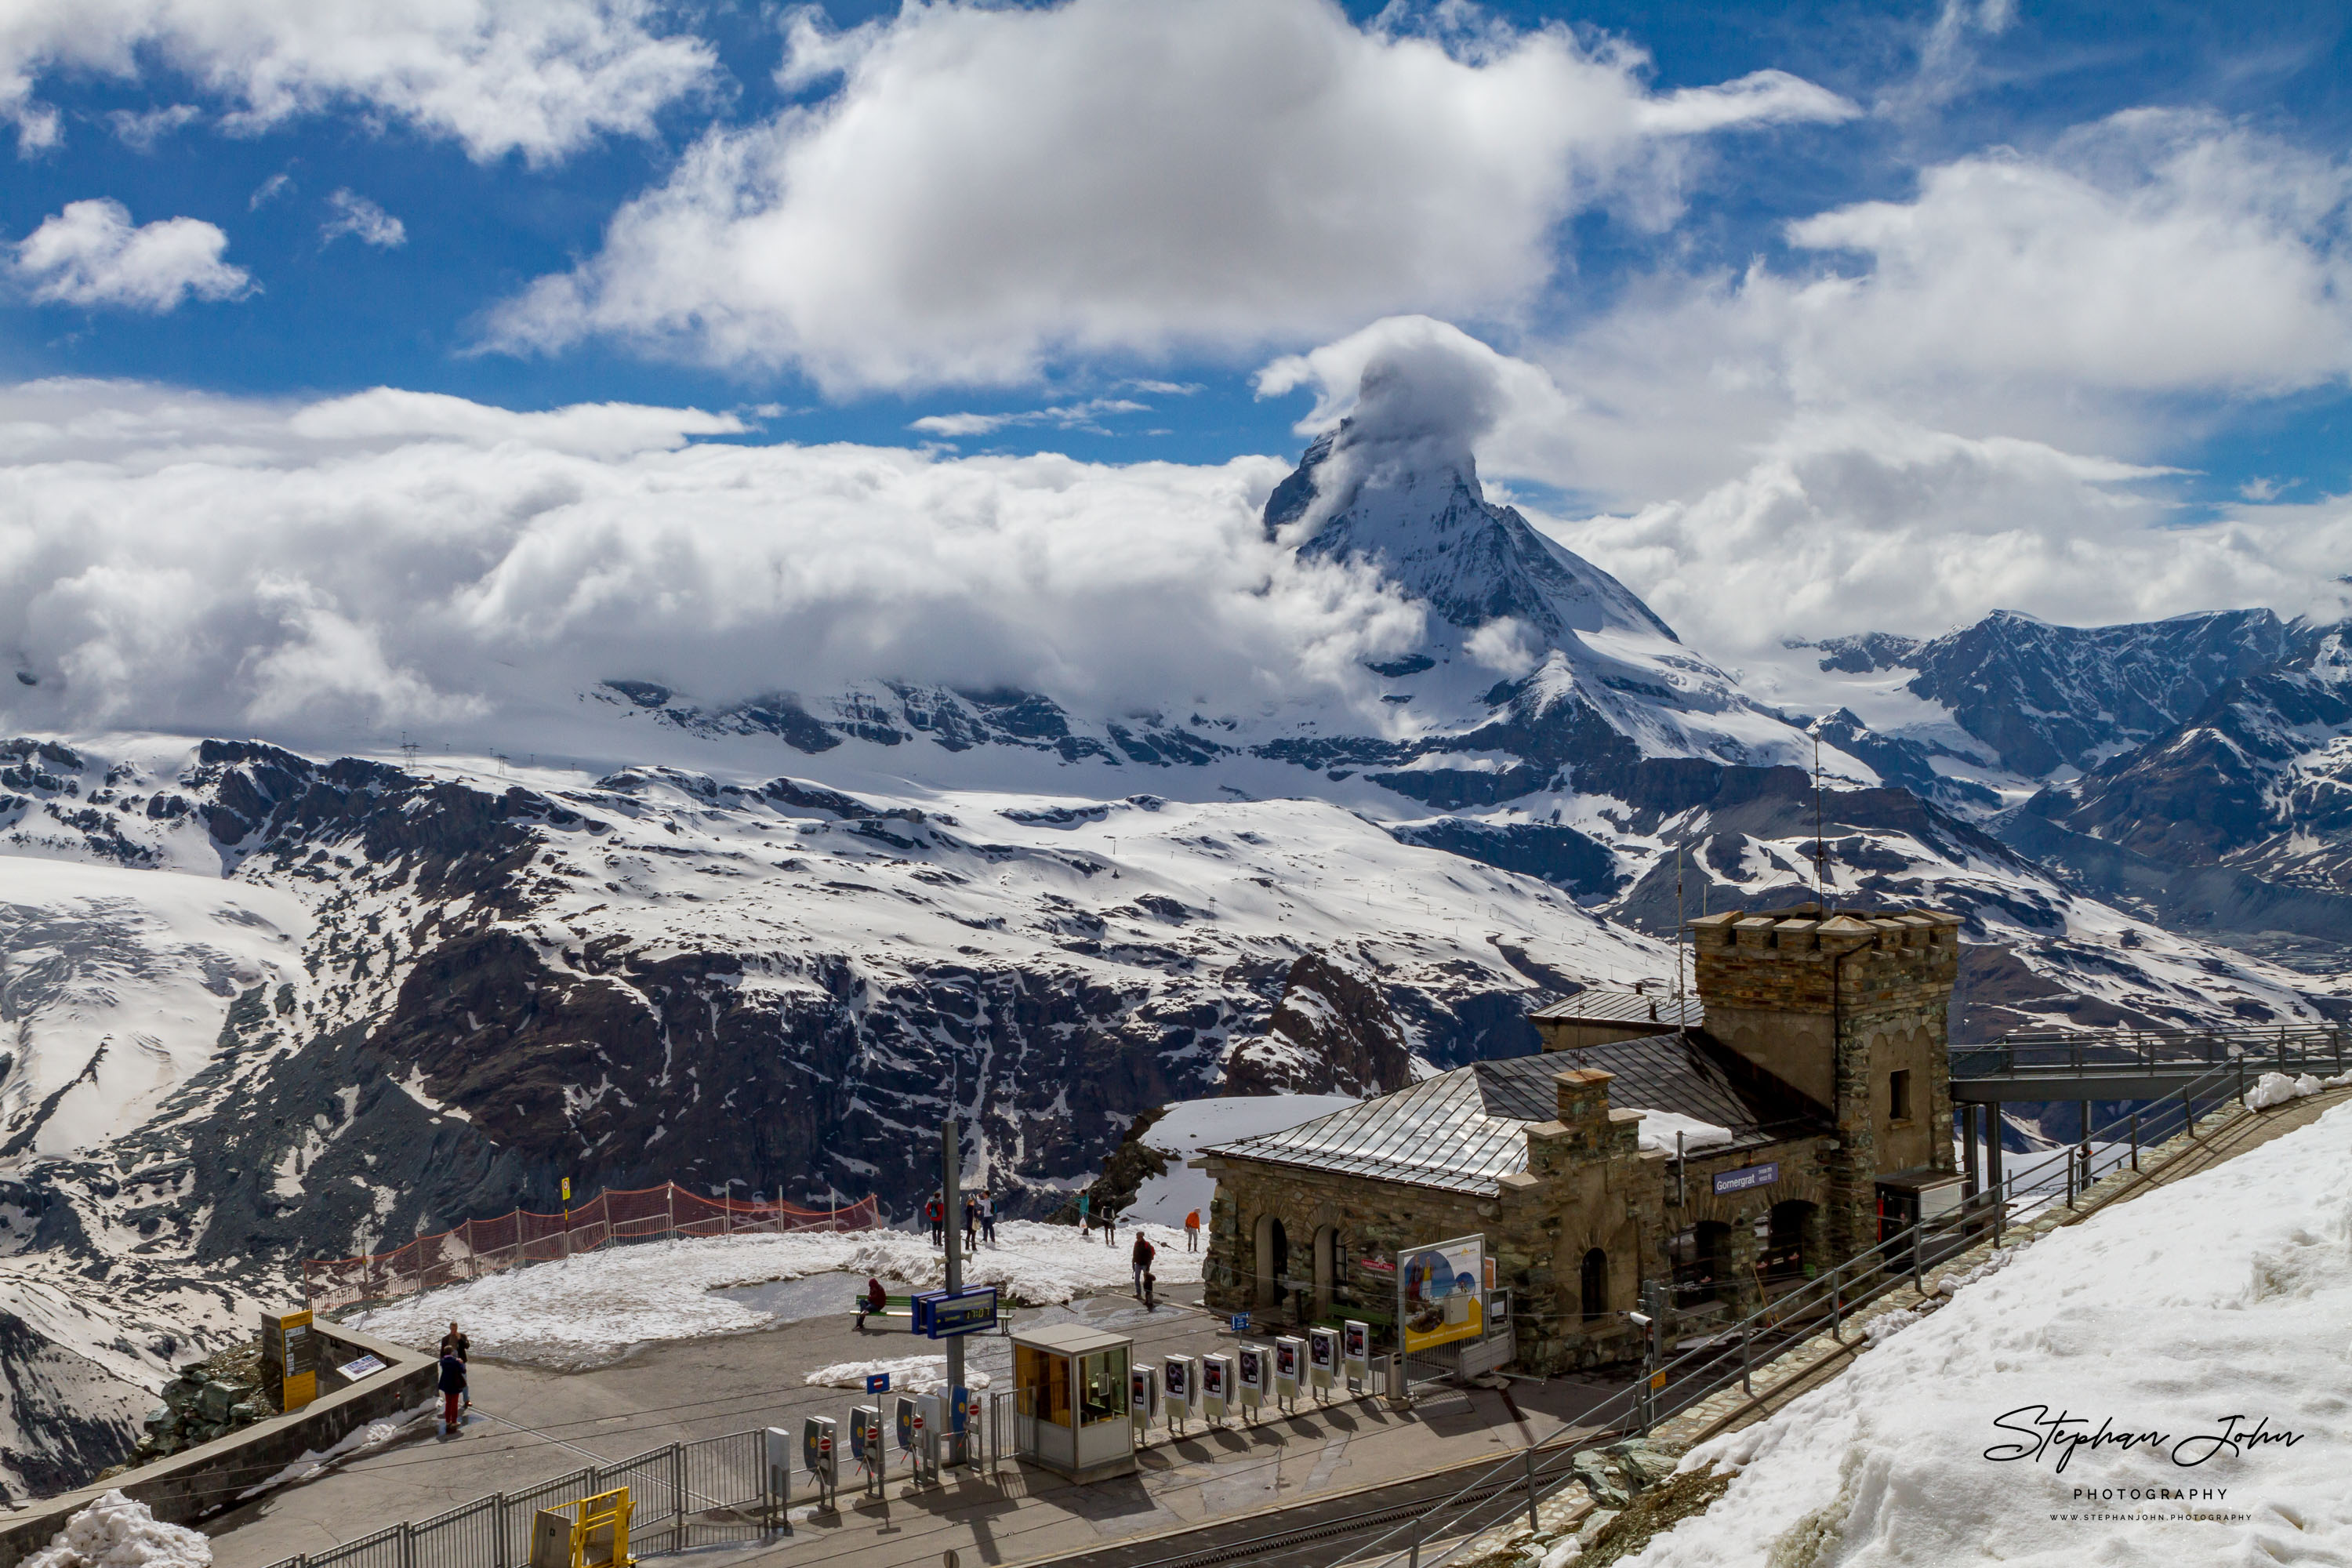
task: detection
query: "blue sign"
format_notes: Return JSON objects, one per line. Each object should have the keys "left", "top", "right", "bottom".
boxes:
{"left": 866, "top": 1372, "right": 890, "bottom": 1392}
{"left": 1229, "top": 1313, "right": 1250, "bottom": 1334}
{"left": 1712, "top": 1162, "right": 1780, "bottom": 1196}
{"left": 912, "top": 1286, "right": 1000, "bottom": 1339}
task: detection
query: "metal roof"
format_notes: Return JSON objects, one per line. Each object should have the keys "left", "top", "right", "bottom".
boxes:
{"left": 1528, "top": 989, "right": 1704, "bottom": 1029}
{"left": 1205, "top": 1035, "right": 1826, "bottom": 1195}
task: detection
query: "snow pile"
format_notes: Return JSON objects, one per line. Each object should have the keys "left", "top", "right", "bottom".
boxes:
{"left": 22, "top": 1490, "right": 210, "bottom": 1568}
{"left": 1860, "top": 1307, "right": 1920, "bottom": 1345}
{"left": 805, "top": 1356, "right": 993, "bottom": 1395}
{"left": 354, "top": 1221, "right": 1192, "bottom": 1370}
{"left": 1632, "top": 1110, "right": 1736, "bottom": 1156}
{"left": 1126, "top": 1094, "right": 1359, "bottom": 1226}
{"left": 1929, "top": 1244, "right": 2024, "bottom": 1298}
{"left": 2243, "top": 1069, "right": 2352, "bottom": 1110}
{"left": 1635, "top": 1100, "right": 2352, "bottom": 1566}
{"left": 238, "top": 1402, "right": 436, "bottom": 1501}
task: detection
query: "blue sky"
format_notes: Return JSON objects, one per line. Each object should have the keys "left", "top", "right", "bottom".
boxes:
{"left": 4, "top": 0, "right": 2345, "bottom": 492}
{"left": 7, "top": 0, "right": 2352, "bottom": 743}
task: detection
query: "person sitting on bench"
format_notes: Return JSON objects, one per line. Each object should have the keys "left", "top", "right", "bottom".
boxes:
{"left": 857, "top": 1276, "right": 886, "bottom": 1328}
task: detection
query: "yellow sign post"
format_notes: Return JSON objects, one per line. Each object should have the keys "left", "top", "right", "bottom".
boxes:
{"left": 261, "top": 1308, "right": 317, "bottom": 1409}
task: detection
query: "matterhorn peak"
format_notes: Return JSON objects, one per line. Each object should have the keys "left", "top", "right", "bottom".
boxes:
{"left": 1261, "top": 339, "right": 1673, "bottom": 646}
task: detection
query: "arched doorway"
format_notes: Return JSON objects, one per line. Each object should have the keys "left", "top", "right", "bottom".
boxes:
{"left": 1580, "top": 1247, "right": 1609, "bottom": 1320}
{"left": 1312, "top": 1225, "right": 1338, "bottom": 1319}
{"left": 1765, "top": 1200, "right": 1817, "bottom": 1285}
{"left": 1254, "top": 1215, "right": 1289, "bottom": 1308}
{"left": 1670, "top": 1221, "right": 1732, "bottom": 1307}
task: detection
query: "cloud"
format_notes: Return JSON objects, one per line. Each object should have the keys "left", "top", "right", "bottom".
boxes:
{"left": 320, "top": 190, "right": 405, "bottom": 249}
{"left": 103, "top": 103, "right": 199, "bottom": 151}
{"left": 1543, "top": 411, "right": 2352, "bottom": 684}
{"left": 249, "top": 172, "right": 291, "bottom": 209}
{"left": 907, "top": 398, "right": 1149, "bottom": 438}
{"left": 9, "top": 198, "right": 250, "bottom": 311}
{"left": 0, "top": 379, "right": 1422, "bottom": 746}
{"left": 484, "top": 0, "right": 1853, "bottom": 390}
{"left": 0, "top": 0, "right": 714, "bottom": 163}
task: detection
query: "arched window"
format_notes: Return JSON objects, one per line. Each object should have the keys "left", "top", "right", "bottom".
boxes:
{"left": 1580, "top": 1247, "right": 1609, "bottom": 1320}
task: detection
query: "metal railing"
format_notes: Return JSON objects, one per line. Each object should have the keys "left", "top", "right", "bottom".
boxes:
{"left": 257, "top": 1395, "right": 1004, "bottom": 1568}
{"left": 1954, "top": 1022, "right": 2349, "bottom": 1084}
{"left": 1330, "top": 1061, "right": 2335, "bottom": 1568}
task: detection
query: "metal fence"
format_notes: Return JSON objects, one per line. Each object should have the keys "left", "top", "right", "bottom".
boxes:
{"left": 302, "top": 1184, "right": 881, "bottom": 1313}
{"left": 257, "top": 1399, "right": 1010, "bottom": 1568}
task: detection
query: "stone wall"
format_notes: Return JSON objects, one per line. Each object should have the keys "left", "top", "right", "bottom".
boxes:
{"left": 1690, "top": 906, "right": 1960, "bottom": 1258}
{"left": 0, "top": 1323, "right": 435, "bottom": 1566}
{"left": 1202, "top": 1068, "right": 1827, "bottom": 1374}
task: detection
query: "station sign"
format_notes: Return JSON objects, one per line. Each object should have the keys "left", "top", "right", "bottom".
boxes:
{"left": 912, "top": 1285, "right": 1000, "bottom": 1338}
{"left": 1712, "top": 1162, "right": 1780, "bottom": 1196}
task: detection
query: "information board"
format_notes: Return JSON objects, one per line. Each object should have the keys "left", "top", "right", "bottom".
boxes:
{"left": 1399, "top": 1236, "right": 1485, "bottom": 1355}
{"left": 262, "top": 1308, "right": 317, "bottom": 1409}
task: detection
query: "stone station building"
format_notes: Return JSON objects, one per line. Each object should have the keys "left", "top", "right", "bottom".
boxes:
{"left": 1197, "top": 904, "right": 1963, "bottom": 1374}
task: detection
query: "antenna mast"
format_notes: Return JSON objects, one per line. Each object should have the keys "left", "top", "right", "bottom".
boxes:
{"left": 1674, "top": 845, "right": 1686, "bottom": 1031}
{"left": 1812, "top": 731, "right": 1830, "bottom": 913}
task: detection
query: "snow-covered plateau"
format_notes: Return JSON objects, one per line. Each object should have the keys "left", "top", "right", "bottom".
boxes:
{"left": 0, "top": 394, "right": 2339, "bottom": 1500}
{"left": 1626, "top": 1098, "right": 2352, "bottom": 1566}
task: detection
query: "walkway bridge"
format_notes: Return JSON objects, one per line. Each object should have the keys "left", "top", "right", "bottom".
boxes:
{"left": 1950, "top": 1022, "right": 2348, "bottom": 1103}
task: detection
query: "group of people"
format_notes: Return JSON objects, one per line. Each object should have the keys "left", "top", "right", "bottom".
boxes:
{"left": 925, "top": 1189, "right": 998, "bottom": 1247}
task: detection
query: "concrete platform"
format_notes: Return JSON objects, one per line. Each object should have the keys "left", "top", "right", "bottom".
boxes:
{"left": 201, "top": 1279, "right": 1633, "bottom": 1568}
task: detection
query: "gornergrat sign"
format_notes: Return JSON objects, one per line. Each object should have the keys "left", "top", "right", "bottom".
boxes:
{"left": 1712, "top": 1162, "right": 1780, "bottom": 1196}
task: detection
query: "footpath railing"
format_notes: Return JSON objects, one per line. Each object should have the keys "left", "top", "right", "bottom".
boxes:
{"left": 302, "top": 1185, "right": 880, "bottom": 1313}
{"left": 1954, "top": 1022, "right": 2349, "bottom": 1083}
{"left": 258, "top": 1398, "right": 1015, "bottom": 1568}
{"left": 1330, "top": 1060, "right": 2330, "bottom": 1568}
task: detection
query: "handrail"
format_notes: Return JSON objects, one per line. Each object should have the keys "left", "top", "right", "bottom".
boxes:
{"left": 1341, "top": 1058, "right": 2342, "bottom": 1568}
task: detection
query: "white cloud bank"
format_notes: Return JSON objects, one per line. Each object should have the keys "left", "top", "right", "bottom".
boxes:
{"left": 1536, "top": 111, "right": 2352, "bottom": 506}
{"left": 0, "top": 0, "right": 714, "bottom": 162}
{"left": 10, "top": 198, "right": 249, "bottom": 311}
{"left": 0, "top": 379, "right": 1421, "bottom": 746}
{"left": 485, "top": 0, "right": 1853, "bottom": 391}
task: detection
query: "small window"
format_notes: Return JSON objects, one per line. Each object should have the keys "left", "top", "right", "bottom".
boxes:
{"left": 1889, "top": 1069, "right": 1912, "bottom": 1123}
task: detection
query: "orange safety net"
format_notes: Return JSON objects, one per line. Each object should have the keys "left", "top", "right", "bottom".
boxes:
{"left": 302, "top": 1184, "right": 881, "bottom": 1313}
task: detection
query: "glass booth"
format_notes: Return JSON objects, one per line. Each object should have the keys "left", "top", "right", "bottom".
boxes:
{"left": 1011, "top": 1323, "right": 1137, "bottom": 1482}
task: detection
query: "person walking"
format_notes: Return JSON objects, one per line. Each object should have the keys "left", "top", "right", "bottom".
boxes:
{"left": 979, "top": 1190, "right": 997, "bottom": 1245}
{"left": 1131, "top": 1232, "right": 1156, "bottom": 1298}
{"left": 1142, "top": 1266, "right": 1157, "bottom": 1312}
{"left": 440, "top": 1322, "right": 471, "bottom": 1413}
{"left": 927, "top": 1193, "right": 945, "bottom": 1247}
{"left": 437, "top": 1346, "right": 468, "bottom": 1436}
{"left": 1184, "top": 1210, "right": 1201, "bottom": 1252}
{"left": 963, "top": 1194, "right": 979, "bottom": 1249}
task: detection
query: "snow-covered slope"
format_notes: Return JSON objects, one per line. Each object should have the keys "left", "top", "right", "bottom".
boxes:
{"left": 1633, "top": 1098, "right": 2352, "bottom": 1566}
{"left": 0, "top": 422, "right": 2335, "bottom": 1499}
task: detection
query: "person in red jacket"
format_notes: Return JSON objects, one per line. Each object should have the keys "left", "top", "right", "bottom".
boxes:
{"left": 437, "top": 1349, "right": 468, "bottom": 1436}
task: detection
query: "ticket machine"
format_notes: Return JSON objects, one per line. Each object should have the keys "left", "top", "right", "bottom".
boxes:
{"left": 1308, "top": 1327, "right": 1338, "bottom": 1402}
{"left": 1128, "top": 1363, "right": 1161, "bottom": 1444}
{"left": 802, "top": 1414, "right": 837, "bottom": 1508}
{"left": 1163, "top": 1356, "right": 1197, "bottom": 1435}
{"left": 1342, "top": 1319, "right": 1371, "bottom": 1394}
{"left": 1236, "top": 1344, "right": 1267, "bottom": 1422}
{"left": 1272, "top": 1337, "right": 1304, "bottom": 1412}
{"left": 851, "top": 1403, "right": 883, "bottom": 1494}
{"left": 1202, "top": 1353, "right": 1234, "bottom": 1425}
{"left": 916, "top": 1392, "right": 946, "bottom": 1483}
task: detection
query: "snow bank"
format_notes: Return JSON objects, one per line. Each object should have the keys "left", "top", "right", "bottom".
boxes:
{"left": 22, "top": 1490, "right": 210, "bottom": 1568}
{"left": 1127, "top": 1095, "right": 1359, "bottom": 1226}
{"left": 1635, "top": 1100, "right": 2352, "bottom": 1566}
{"left": 2243, "top": 1069, "right": 2352, "bottom": 1110}
{"left": 805, "top": 1356, "right": 993, "bottom": 1395}
{"left": 1929, "top": 1243, "right": 2024, "bottom": 1298}
{"left": 354, "top": 1221, "right": 1193, "bottom": 1370}
{"left": 1633, "top": 1110, "right": 1734, "bottom": 1155}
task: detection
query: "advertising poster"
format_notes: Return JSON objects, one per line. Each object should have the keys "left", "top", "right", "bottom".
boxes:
{"left": 1399, "top": 1234, "right": 1485, "bottom": 1354}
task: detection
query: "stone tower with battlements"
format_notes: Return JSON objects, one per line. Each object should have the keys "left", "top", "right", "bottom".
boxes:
{"left": 1686, "top": 903, "right": 1962, "bottom": 1259}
